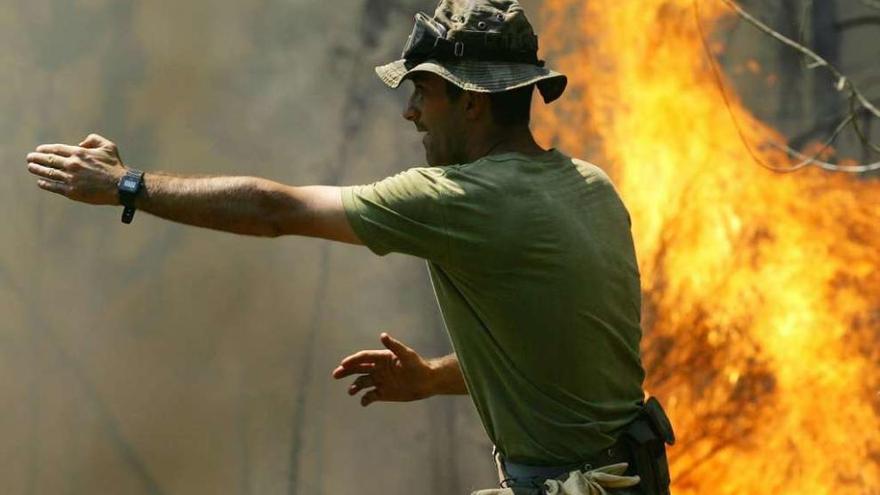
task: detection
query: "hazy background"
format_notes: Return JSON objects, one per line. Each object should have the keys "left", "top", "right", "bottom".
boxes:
{"left": 1, "top": 0, "right": 877, "bottom": 494}
{"left": 1, "top": 0, "right": 507, "bottom": 493}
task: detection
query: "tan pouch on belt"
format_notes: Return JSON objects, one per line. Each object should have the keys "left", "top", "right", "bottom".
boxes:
{"left": 471, "top": 462, "right": 641, "bottom": 495}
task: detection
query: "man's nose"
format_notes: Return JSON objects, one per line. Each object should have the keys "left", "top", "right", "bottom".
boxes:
{"left": 402, "top": 103, "right": 419, "bottom": 122}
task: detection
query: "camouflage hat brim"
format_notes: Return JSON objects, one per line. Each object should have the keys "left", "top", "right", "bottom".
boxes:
{"left": 375, "top": 58, "right": 568, "bottom": 104}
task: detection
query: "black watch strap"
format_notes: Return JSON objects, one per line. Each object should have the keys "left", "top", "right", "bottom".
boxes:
{"left": 118, "top": 169, "right": 145, "bottom": 224}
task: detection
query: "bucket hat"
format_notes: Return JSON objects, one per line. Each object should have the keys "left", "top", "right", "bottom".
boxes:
{"left": 375, "top": 0, "right": 568, "bottom": 104}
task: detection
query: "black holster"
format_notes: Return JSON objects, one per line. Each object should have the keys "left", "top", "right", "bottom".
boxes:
{"left": 621, "top": 397, "right": 676, "bottom": 495}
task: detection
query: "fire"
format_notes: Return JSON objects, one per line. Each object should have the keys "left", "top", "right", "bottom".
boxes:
{"left": 535, "top": 1, "right": 880, "bottom": 494}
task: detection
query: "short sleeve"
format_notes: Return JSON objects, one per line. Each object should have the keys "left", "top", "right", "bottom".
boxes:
{"left": 342, "top": 167, "right": 461, "bottom": 262}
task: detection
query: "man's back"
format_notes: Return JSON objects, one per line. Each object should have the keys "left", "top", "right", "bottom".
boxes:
{"left": 342, "top": 149, "right": 646, "bottom": 465}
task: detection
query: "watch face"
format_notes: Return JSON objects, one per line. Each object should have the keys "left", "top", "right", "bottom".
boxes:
{"left": 121, "top": 178, "right": 139, "bottom": 191}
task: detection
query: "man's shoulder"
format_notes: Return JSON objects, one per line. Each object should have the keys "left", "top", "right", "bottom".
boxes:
{"left": 451, "top": 149, "right": 568, "bottom": 168}
{"left": 569, "top": 157, "right": 616, "bottom": 186}
{"left": 443, "top": 150, "right": 614, "bottom": 187}
{"left": 363, "top": 165, "right": 465, "bottom": 201}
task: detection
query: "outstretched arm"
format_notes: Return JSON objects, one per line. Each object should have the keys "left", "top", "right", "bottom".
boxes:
{"left": 332, "top": 333, "right": 467, "bottom": 407}
{"left": 25, "top": 134, "right": 360, "bottom": 243}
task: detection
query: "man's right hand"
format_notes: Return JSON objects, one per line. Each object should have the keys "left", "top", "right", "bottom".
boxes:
{"left": 332, "top": 333, "right": 437, "bottom": 407}
{"left": 26, "top": 134, "right": 127, "bottom": 205}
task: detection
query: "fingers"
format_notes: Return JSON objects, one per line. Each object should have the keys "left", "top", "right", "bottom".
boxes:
{"left": 381, "top": 333, "right": 416, "bottom": 361}
{"left": 36, "top": 179, "right": 71, "bottom": 197}
{"left": 26, "top": 152, "right": 70, "bottom": 170}
{"left": 348, "top": 375, "right": 374, "bottom": 396}
{"left": 338, "top": 373, "right": 380, "bottom": 407}
{"left": 27, "top": 163, "right": 72, "bottom": 183}
{"left": 35, "top": 144, "right": 81, "bottom": 157}
{"left": 339, "top": 350, "right": 392, "bottom": 368}
{"left": 25, "top": 150, "right": 74, "bottom": 198}
{"left": 332, "top": 362, "right": 376, "bottom": 379}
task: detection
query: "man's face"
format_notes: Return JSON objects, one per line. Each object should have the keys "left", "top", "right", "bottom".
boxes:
{"left": 402, "top": 73, "right": 467, "bottom": 166}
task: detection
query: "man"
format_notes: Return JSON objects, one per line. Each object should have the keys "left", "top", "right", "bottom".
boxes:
{"left": 25, "top": 1, "right": 672, "bottom": 493}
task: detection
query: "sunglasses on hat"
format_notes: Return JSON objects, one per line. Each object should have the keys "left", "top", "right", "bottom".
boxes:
{"left": 401, "top": 12, "right": 541, "bottom": 66}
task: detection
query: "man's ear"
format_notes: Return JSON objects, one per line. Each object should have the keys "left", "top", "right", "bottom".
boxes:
{"left": 463, "top": 91, "right": 491, "bottom": 122}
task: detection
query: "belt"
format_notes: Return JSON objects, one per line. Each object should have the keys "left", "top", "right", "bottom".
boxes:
{"left": 496, "top": 442, "right": 632, "bottom": 487}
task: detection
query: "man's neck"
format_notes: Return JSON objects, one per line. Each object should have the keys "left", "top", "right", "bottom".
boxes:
{"left": 463, "top": 125, "right": 546, "bottom": 162}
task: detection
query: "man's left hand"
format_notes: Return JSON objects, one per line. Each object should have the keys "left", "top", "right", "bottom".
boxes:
{"left": 26, "top": 133, "right": 128, "bottom": 205}
{"left": 332, "top": 333, "right": 436, "bottom": 407}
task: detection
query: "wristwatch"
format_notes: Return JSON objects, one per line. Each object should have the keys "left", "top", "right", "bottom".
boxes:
{"left": 117, "top": 168, "right": 145, "bottom": 224}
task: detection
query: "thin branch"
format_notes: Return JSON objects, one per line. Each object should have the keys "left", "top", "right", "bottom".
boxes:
{"left": 789, "top": 98, "right": 880, "bottom": 155}
{"left": 768, "top": 141, "right": 880, "bottom": 172}
{"left": 696, "top": 0, "right": 880, "bottom": 174}
{"left": 762, "top": 112, "right": 858, "bottom": 172}
{"left": 849, "top": 94, "right": 880, "bottom": 154}
{"left": 766, "top": 84, "right": 879, "bottom": 169}
{"left": 719, "top": 0, "right": 880, "bottom": 120}
{"left": 695, "top": 0, "right": 857, "bottom": 173}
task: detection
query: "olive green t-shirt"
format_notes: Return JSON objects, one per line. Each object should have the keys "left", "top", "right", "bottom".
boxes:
{"left": 341, "top": 150, "right": 645, "bottom": 465}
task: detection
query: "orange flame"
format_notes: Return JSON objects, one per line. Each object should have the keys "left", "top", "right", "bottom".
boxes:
{"left": 535, "top": 1, "right": 880, "bottom": 493}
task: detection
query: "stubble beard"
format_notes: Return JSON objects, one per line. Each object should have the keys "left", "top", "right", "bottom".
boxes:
{"left": 423, "top": 131, "right": 464, "bottom": 167}
{"left": 423, "top": 134, "right": 449, "bottom": 167}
